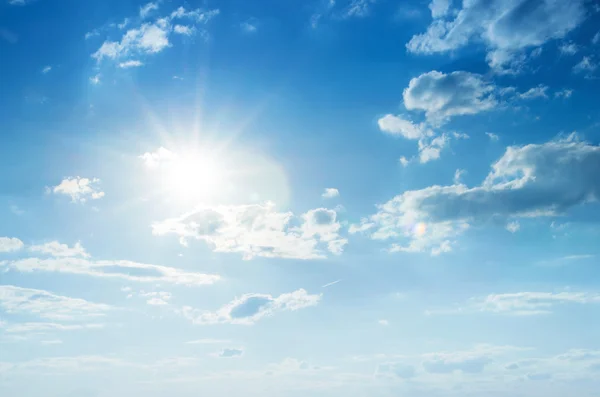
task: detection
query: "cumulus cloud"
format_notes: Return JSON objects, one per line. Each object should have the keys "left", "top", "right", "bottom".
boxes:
{"left": 559, "top": 42, "right": 579, "bottom": 55}
{"left": 486, "top": 132, "right": 499, "bottom": 141}
{"left": 1, "top": 256, "right": 219, "bottom": 286}
{"left": 573, "top": 56, "right": 597, "bottom": 75}
{"left": 152, "top": 203, "right": 347, "bottom": 260}
{"left": 119, "top": 60, "right": 143, "bottom": 68}
{"left": 403, "top": 71, "right": 497, "bottom": 124}
{"left": 506, "top": 221, "right": 520, "bottom": 233}
{"left": 351, "top": 135, "right": 600, "bottom": 254}
{"left": 50, "top": 177, "right": 104, "bottom": 203}
{"left": 92, "top": 5, "right": 219, "bottom": 64}
{"left": 180, "top": 289, "right": 321, "bottom": 325}
{"left": 29, "top": 241, "right": 89, "bottom": 258}
{"left": 555, "top": 89, "right": 573, "bottom": 99}
{"left": 0, "top": 237, "right": 24, "bottom": 253}
{"left": 344, "top": 0, "right": 377, "bottom": 18}
{"left": 0, "top": 285, "right": 110, "bottom": 321}
{"left": 407, "top": 0, "right": 587, "bottom": 72}
{"left": 377, "top": 114, "right": 431, "bottom": 140}
{"left": 322, "top": 188, "right": 340, "bottom": 199}
{"left": 41, "top": 66, "right": 52, "bottom": 74}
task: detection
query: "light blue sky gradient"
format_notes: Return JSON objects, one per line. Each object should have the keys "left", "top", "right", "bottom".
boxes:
{"left": 2, "top": 0, "right": 600, "bottom": 396}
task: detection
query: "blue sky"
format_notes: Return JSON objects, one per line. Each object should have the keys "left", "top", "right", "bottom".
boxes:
{"left": 1, "top": 0, "right": 600, "bottom": 396}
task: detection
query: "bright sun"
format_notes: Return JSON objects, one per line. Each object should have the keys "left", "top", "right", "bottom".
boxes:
{"left": 158, "top": 149, "right": 224, "bottom": 201}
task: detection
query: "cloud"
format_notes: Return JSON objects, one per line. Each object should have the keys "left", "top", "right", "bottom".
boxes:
{"left": 90, "top": 74, "right": 101, "bottom": 85}
{"left": 0, "top": 237, "right": 24, "bottom": 253}
{"left": 152, "top": 203, "right": 347, "bottom": 260}
{"left": 593, "top": 32, "right": 600, "bottom": 45}
{"left": 50, "top": 177, "right": 104, "bottom": 203}
{"left": 344, "top": 0, "right": 377, "bottom": 18}
{"left": 486, "top": 132, "right": 499, "bottom": 141}
{"left": 321, "top": 279, "right": 341, "bottom": 288}
{"left": 378, "top": 319, "right": 389, "bottom": 326}
{"left": 453, "top": 169, "right": 465, "bottom": 184}
{"left": 41, "top": 66, "right": 52, "bottom": 74}
{"left": 140, "top": 2, "right": 159, "bottom": 19}
{"left": 573, "top": 56, "right": 597, "bottom": 74}
{"left": 0, "top": 285, "right": 110, "bottom": 321}
{"left": 519, "top": 85, "right": 549, "bottom": 100}
{"left": 92, "top": 6, "right": 219, "bottom": 64}
{"left": 217, "top": 348, "right": 244, "bottom": 358}
{"left": 2, "top": 256, "right": 218, "bottom": 286}
{"left": 433, "top": 292, "right": 600, "bottom": 316}
{"left": 350, "top": 135, "right": 600, "bottom": 254}
{"left": 403, "top": 71, "right": 496, "bottom": 124}
{"left": 555, "top": 89, "right": 574, "bottom": 99}
{"left": 240, "top": 21, "right": 257, "bottom": 33}
{"left": 141, "top": 291, "right": 172, "bottom": 306}
{"left": 186, "top": 339, "right": 231, "bottom": 345}
{"left": 173, "top": 25, "right": 194, "bottom": 35}
{"left": 428, "top": 0, "right": 450, "bottom": 19}
{"left": 118, "top": 60, "right": 143, "bottom": 68}
{"left": 559, "top": 42, "right": 579, "bottom": 55}
{"left": 322, "top": 188, "right": 340, "bottom": 199}
{"left": 399, "top": 156, "right": 410, "bottom": 167}
{"left": 407, "top": 0, "right": 587, "bottom": 72}
{"left": 180, "top": 289, "right": 321, "bottom": 325}
{"left": 506, "top": 221, "right": 520, "bottom": 233}
{"left": 377, "top": 114, "right": 431, "bottom": 140}
{"left": 139, "top": 146, "right": 177, "bottom": 167}
{"left": 2, "top": 322, "right": 104, "bottom": 333}
{"left": 29, "top": 241, "right": 89, "bottom": 258}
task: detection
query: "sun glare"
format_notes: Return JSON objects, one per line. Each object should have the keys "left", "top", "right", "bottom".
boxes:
{"left": 160, "top": 151, "right": 223, "bottom": 201}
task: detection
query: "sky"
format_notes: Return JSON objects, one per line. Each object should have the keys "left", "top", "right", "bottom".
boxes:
{"left": 1, "top": 0, "right": 600, "bottom": 396}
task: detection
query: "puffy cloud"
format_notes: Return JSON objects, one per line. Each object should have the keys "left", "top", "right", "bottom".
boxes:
{"left": 141, "top": 291, "right": 172, "bottom": 306}
{"left": 417, "top": 133, "right": 448, "bottom": 163}
{"left": 555, "top": 89, "right": 573, "bottom": 99}
{"left": 559, "top": 42, "right": 579, "bottom": 55}
{"left": 90, "top": 74, "right": 101, "bottom": 85}
{"left": 92, "top": 6, "right": 219, "bottom": 64}
{"left": 0, "top": 237, "right": 24, "bottom": 253}
{"left": 453, "top": 169, "right": 465, "bottom": 184}
{"left": 50, "top": 177, "right": 104, "bottom": 203}
{"left": 403, "top": 71, "right": 496, "bottom": 124}
{"left": 2, "top": 256, "right": 219, "bottom": 286}
{"left": 240, "top": 21, "right": 257, "bottom": 34}
{"left": 180, "top": 289, "right": 321, "bottom": 325}
{"left": 152, "top": 203, "right": 347, "bottom": 260}
{"left": 344, "top": 0, "right": 377, "bottom": 18}
{"left": 0, "top": 285, "right": 110, "bottom": 321}
{"left": 139, "top": 146, "right": 176, "bottom": 167}
{"left": 593, "top": 32, "right": 600, "bottom": 45}
{"left": 41, "top": 66, "right": 52, "bottom": 74}
{"left": 322, "top": 188, "right": 340, "bottom": 199}
{"left": 428, "top": 0, "right": 450, "bottom": 18}
{"left": 29, "top": 241, "right": 89, "bottom": 258}
{"left": 486, "top": 132, "right": 499, "bottom": 141}
{"left": 351, "top": 135, "right": 600, "bottom": 254}
{"left": 519, "top": 85, "right": 549, "bottom": 100}
{"left": 377, "top": 114, "right": 431, "bottom": 140}
{"left": 407, "top": 0, "right": 587, "bottom": 72}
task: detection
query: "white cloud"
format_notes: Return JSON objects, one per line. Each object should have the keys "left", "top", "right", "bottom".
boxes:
{"left": 92, "top": 6, "right": 219, "bottom": 64}
{"left": 471, "top": 292, "right": 600, "bottom": 316}
{"left": 140, "top": 2, "right": 159, "bottom": 19}
{"left": 181, "top": 289, "right": 321, "bottom": 325}
{"left": 2, "top": 322, "right": 104, "bottom": 333}
{"left": 85, "top": 30, "right": 99, "bottom": 40}
{"left": 519, "top": 85, "right": 549, "bottom": 100}
{"left": 0, "top": 237, "right": 24, "bottom": 253}
{"left": 376, "top": 362, "right": 416, "bottom": 378}
{"left": 453, "top": 169, "right": 465, "bottom": 184}
{"left": 139, "top": 146, "right": 176, "bottom": 167}
{"left": 351, "top": 135, "right": 600, "bottom": 254}
{"left": 573, "top": 56, "right": 597, "bottom": 74}
{"left": 152, "top": 203, "right": 347, "bottom": 260}
{"left": 41, "top": 66, "right": 52, "bottom": 74}
{"left": 555, "top": 89, "right": 573, "bottom": 99}
{"left": 90, "top": 74, "right": 101, "bottom": 85}
{"left": 322, "top": 188, "right": 340, "bottom": 199}
{"left": 486, "top": 132, "right": 499, "bottom": 141}
{"left": 403, "top": 71, "right": 496, "bottom": 124}
{"left": 506, "top": 221, "right": 520, "bottom": 233}
{"left": 240, "top": 21, "right": 257, "bottom": 33}
{"left": 377, "top": 114, "right": 431, "bottom": 140}
{"left": 2, "top": 256, "right": 219, "bottom": 286}
{"left": 407, "top": 0, "right": 587, "bottom": 72}
{"left": 418, "top": 134, "right": 448, "bottom": 163}
{"left": 378, "top": 319, "right": 389, "bottom": 326}
{"left": 141, "top": 291, "right": 172, "bottom": 306}
{"left": 118, "top": 60, "right": 144, "bottom": 68}
{"left": 29, "top": 241, "right": 89, "bottom": 258}
{"left": 428, "top": 0, "right": 450, "bottom": 18}
{"left": 50, "top": 177, "right": 104, "bottom": 203}
{"left": 593, "top": 32, "right": 600, "bottom": 45}
{"left": 559, "top": 42, "right": 579, "bottom": 55}
{"left": 173, "top": 25, "right": 194, "bottom": 35}
{"left": 344, "top": 0, "right": 377, "bottom": 18}
{"left": 399, "top": 156, "right": 410, "bottom": 167}
{"left": 0, "top": 285, "right": 110, "bottom": 321}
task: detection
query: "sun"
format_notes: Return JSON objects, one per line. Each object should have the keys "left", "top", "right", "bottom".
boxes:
{"left": 154, "top": 149, "right": 224, "bottom": 202}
